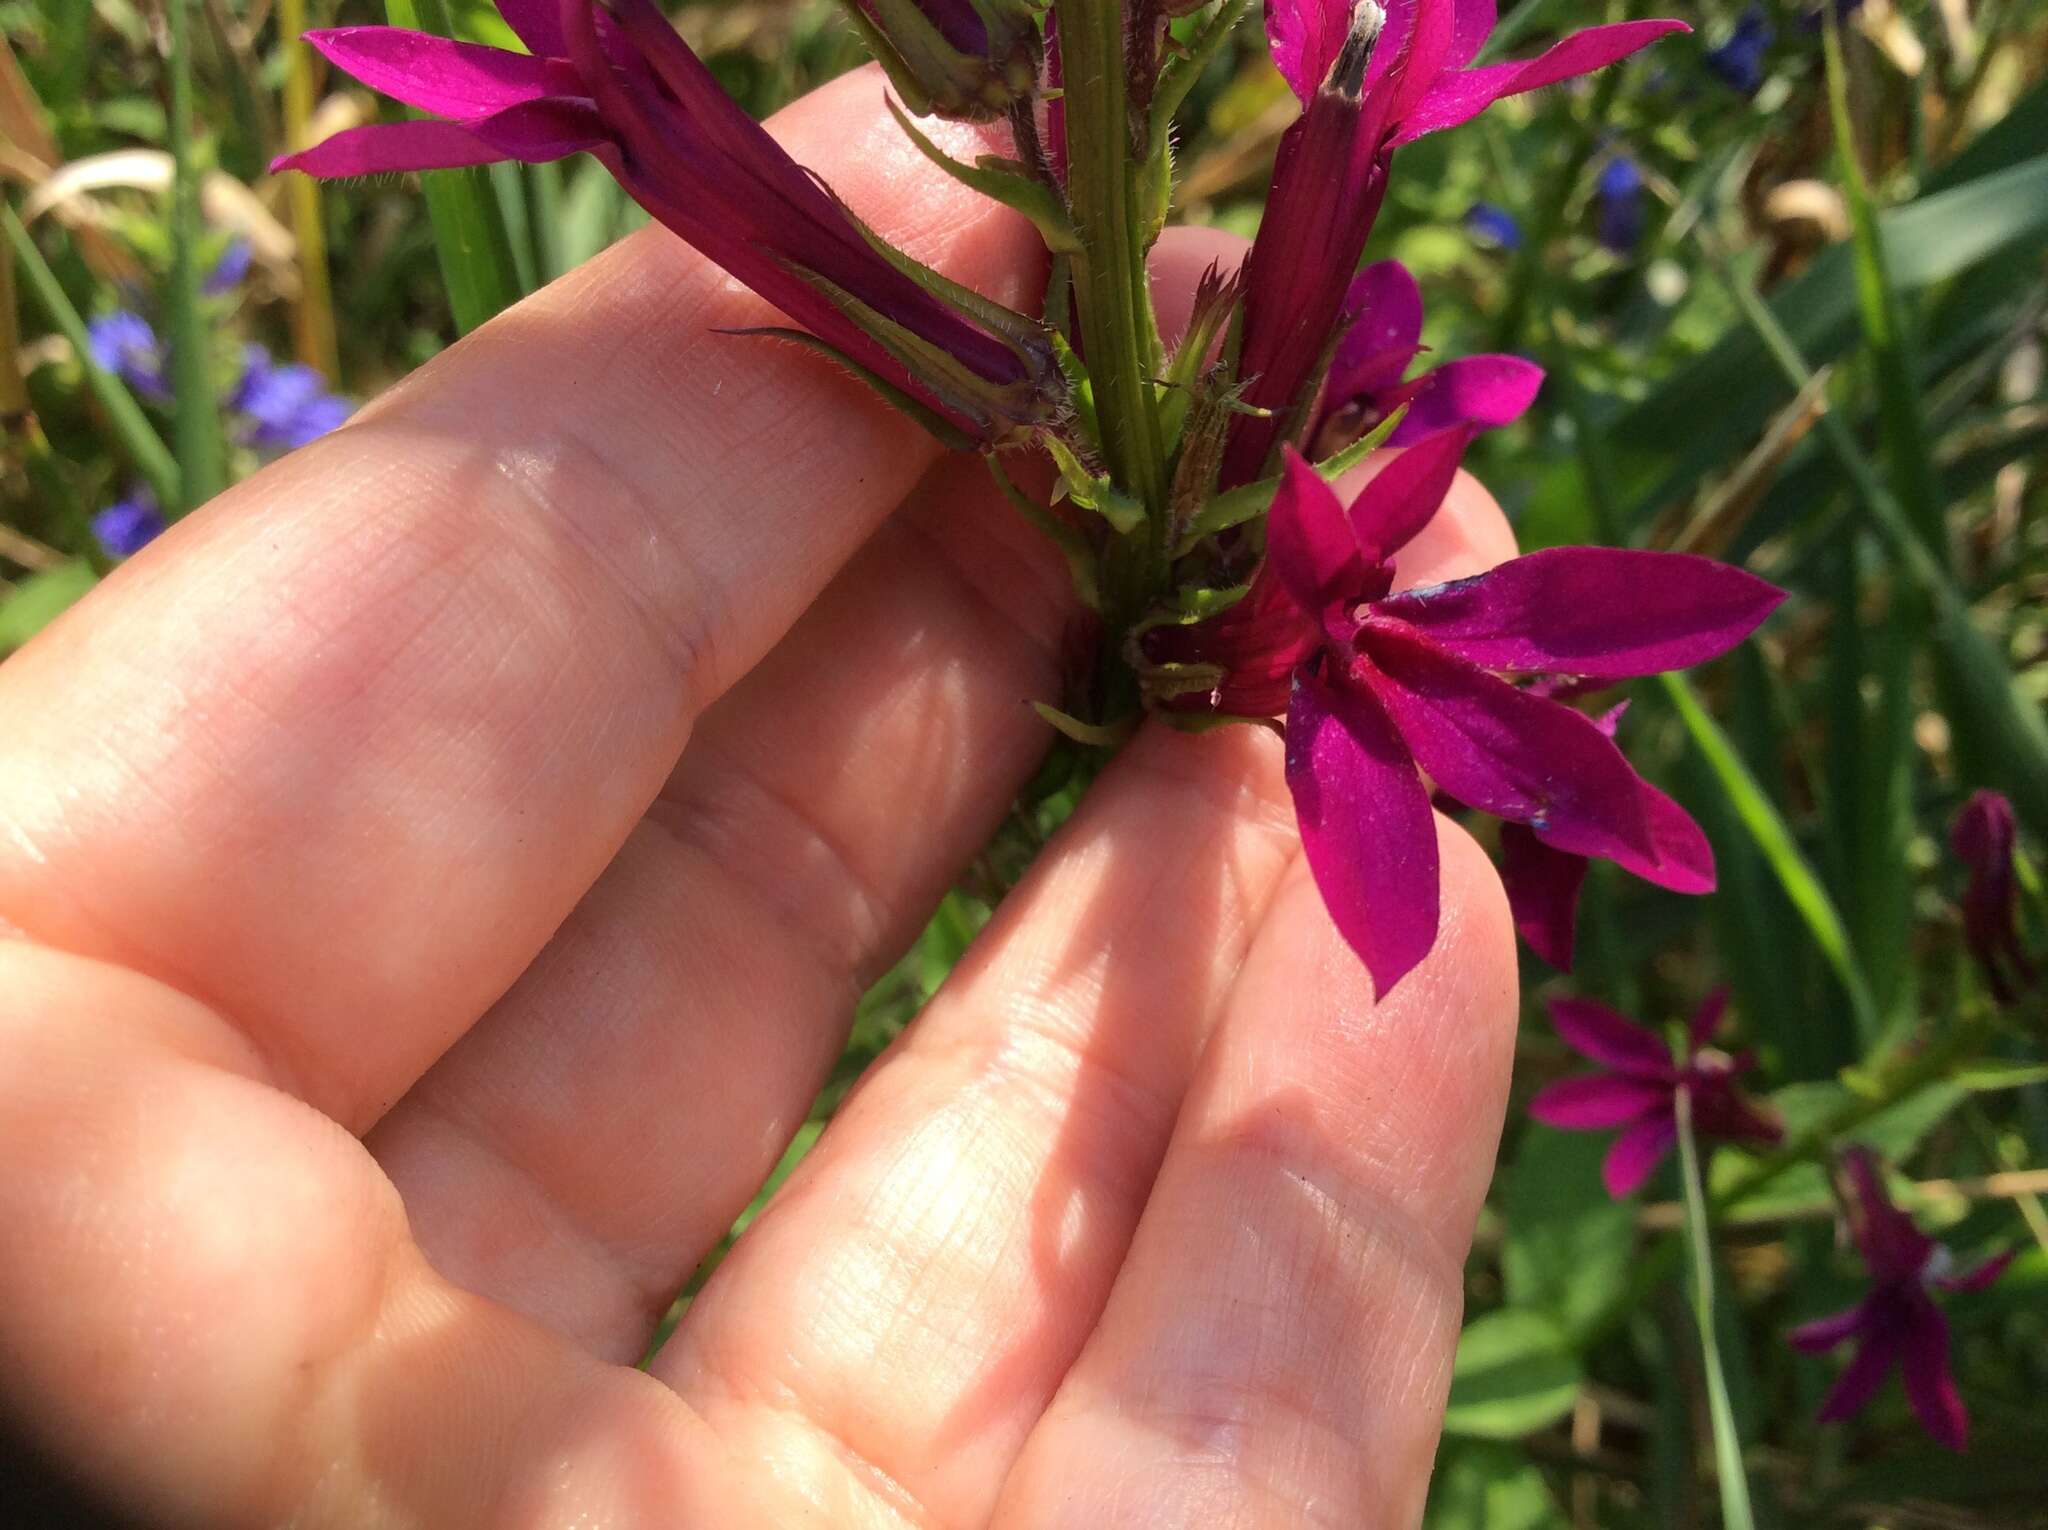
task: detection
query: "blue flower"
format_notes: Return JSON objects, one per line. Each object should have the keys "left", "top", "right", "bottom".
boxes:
{"left": 85, "top": 310, "right": 169, "bottom": 401}
{"left": 92, "top": 489, "right": 165, "bottom": 559}
{"left": 204, "top": 238, "right": 253, "bottom": 296}
{"left": 1596, "top": 155, "right": 1645, "bottom": 252}
{"left": 1704, "top": 5, "right": 1774, "bottom": 94}
{"left": 229, "top": 345, "right": 353, "bottom": 450}
{"left": 1465, "top": 202, "right": 1523, "bottom": 250}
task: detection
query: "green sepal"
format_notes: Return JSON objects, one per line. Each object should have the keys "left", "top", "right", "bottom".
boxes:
{"left": 988, "top": 454, "right": 1101, "bottom": 610}
{"left": 884, "top": 96, "right": 1081, "bottom": 253}
{"left": 1033, "top": 701, "right": 1138, "bottom": 749}
{"left": 1148, "top": 0, "right": 1253, "bottom": 153}
{"left": 1174, "top": 404, "right": 1408, "bottom": 553}
{"left": 1129, "top": 580, "right": 1251, "bottom": 640}
{"left": 718, "top": 324, "right": 976, "bottom": 448}
{"left": 1044, "top": 434, "right": 1146, "bottom": 533}
{"left": 1137, "top": 659, "right": 1227, "bottom": 703}
{"left": 839, "top": 4, "right": 939, "bottom": 117}
{"left": 1050, "top": 329, "right": 1099, "bottom": 447}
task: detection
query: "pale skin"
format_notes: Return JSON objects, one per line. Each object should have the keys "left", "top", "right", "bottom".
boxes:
{"left": 0, "top": 68, "right": 1519, "bottom": 1529}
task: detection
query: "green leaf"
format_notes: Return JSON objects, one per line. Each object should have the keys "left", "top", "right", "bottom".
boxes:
{"left": 1501, "top": 1126, "right": 1636, "bottom": 1342}
{"left": 384, "top": 0, "right": 525, "bottom": 334}
{"left": 1442, "top": 1310, "right": 1583, "bottom": 1441}
{"left": 0, "top": 561, "right": 97, "bottom": 652}
{"left": 1148, "top": 0, "right": 1252, "bottom": 153}
{"left": 1954, "top": 1060, "right": 2048, "bottom": 1092}
{"left": 1425, "top": 1442, "right": 1566, "bottom": 1530}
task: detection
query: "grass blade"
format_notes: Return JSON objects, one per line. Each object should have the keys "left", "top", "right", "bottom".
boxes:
{"left": 383, "top": 0, "right": 524, "bottom": 334}
{"left": 166, "top": 0, "right": 225, "bottom": 511}
{"left": 5, "top": 204, "right": 181, "bottom": 511}
{"left": 1675, "top": 1088, "right": 1757, "bottom": 1530}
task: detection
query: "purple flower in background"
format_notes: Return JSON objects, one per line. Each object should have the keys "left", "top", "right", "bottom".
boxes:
{"left": 1704, "top": 4, "right": 1774, "bottom": 94}
{"left": 86, "top": 310, "right": 169, "bottom": 401}
{"left": 230, "top": 345, "right": 353, "bottom": 450}
{"left": 1145, "top": 448, "right": 1782, "bottom": 993}
{"left": 1465, "top": 200, "right": 1522, "bottom": 249}
{"left": 91, "top": 489, "right": 166, "bottom": 559}
{"left": 1596, "top": 154, "right": 1645, "bottom": 252}
{"left": 1950, "top": 790, "right": 2033, "bottom": 1003}
{"left": 1528, "top": 989, "right": 1780, "bottom": 1197}
{"left": 276, "top": 0, "right": 1053, "bottom": 444}
{"left": 204, "top": 238, "right": 254, "bottom": 296}
{"left": 1224, "top": 0, "right": 1686, "bottom": 485}
{"left": 1311, "top": 260, "right": 1543, "bottom": 461}
{"left": 1789, "top": 1148, "right": 2014, "bottom": 1451}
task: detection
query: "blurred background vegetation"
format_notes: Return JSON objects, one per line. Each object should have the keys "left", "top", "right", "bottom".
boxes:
{"left": 4, "top": 0, "right": 2047, "bottom": 1524}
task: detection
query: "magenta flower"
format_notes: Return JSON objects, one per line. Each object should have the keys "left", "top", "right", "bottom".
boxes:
{"left": 1790, "top": 1148, "right": 2014, "bottom": 1451}
{"left": 1949, "top": 790, "right": 2033, "bottom": 1004}
{"left": 1527, "top": 989, "right": 1780, "bottom": 1198}
{"left": 277, "top": 0, "right": 1053, "bottom": 444}
{"left": 1223, "top": 0, "right": 1685, "bottom": 485}
{"left": 1146, "top": 448, "right": 1782, "bottom": 993}
{"left": 1310, "top": 260, "right": 1543, "bottom": 459}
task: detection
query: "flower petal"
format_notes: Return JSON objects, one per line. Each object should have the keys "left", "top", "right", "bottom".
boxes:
{"left": 1376, "top": 548, "right": 1783, "bottom": 679}
{"left": 1350, "top": 426, "right": 1472, "bottom": 566}
{"left": 1601, "top": 1112, "right": 1678, "bottom": 1197}
{"left": 1263, "top": 0, "right": 1357, "bottom": 103}
{"left": 1392, "top": 20, "right": 1690, "bottom": 143}
{"left": 1688, "top": 986, "right": 1731, "bottom": 1049}
{"left": 1285, "top": 668, "right": 1442, "bottom": 997}
{"left": 1367, "top": 0, "right": 1460, "bottom": 119}
{"left": 1386, "top": 354, "right": 1544, "bottom": 445}
{"left": 1528, "top": 1075, "right": 1669, "bottom": 1130}
{"left": 1449, "top": 0, "right": 1497, "bottom": 68}
{"left": 304, "top": 27, "right": 578, "bottom": 120}
{"left": 1933, "top": 1247, "right": 2015, "bottom": 1295}
{"left": 1356, "top": 622, "right": 1657, "bottom": 865}
{"left": 1269, "top": 447, "right": 1374, "bottom": 613}
{"left": 275, "top": 120, "right": 514, "bottom": 177}
{"left": 1843, "top": 1147, "right": 1936, "bottom": 1282}
{"left": 1898, "top": 1298, "right": 1968, "bottom": 1451}
{"left": 1328, "top": 260, "right": 1424, "bottom": 402}
{"left": 1789, "top": 1299, "right": 1871, "bottom": 1353}
{"left": 1499, "top": 822, "right": 1586, "bottom": 970}
{"left": 1546, "top": 995, "right": 1675, "bottom": 1075}
{"left": 495, "top": 0, "right": 569, "bottom": 57}
{"left": 1815, "top": 1324, "right": 1905, "bottom": 1424}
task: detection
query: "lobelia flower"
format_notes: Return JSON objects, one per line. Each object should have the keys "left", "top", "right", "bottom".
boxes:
{"left": 1309, "top": 259, "right": 1543, "bottom": 464}
{"left": 1949, "top": 790, "right": 2033, "bottom": 1003}
{"left": 1526, "top": 988, "right": 1780, "bottom": 1198}
{"left": 277, "top": 0, "right": 1055, "bottom": 445}
{"left": 1223, "top": 0, "right": 1686, "bottom": 486}
{"left": 230, "top": 345, "right": 353, "bottom": 451}
{"left": 1703, "top": 4, "right": 1774, "bottom": 95}
{"left": 1465, "top": 200, "right": 1522, "bottom": 249}
{"left": 91, "top": 489, "right": 166, "bottom": 559}
{"left": 841, "top": 0, "right": 1039, "bottom": 120}
{"left": 86, "top": 310, "right": 170, "bottom": 402}
{"left": 1144, "top": 447, "right": 1783, "bottom": 993}
{"left": 1789, "top": 1147, "right": 2014, "bottom": 1451}
{"left": 1595, "top": 153, "right": 1645, "bottom": 253}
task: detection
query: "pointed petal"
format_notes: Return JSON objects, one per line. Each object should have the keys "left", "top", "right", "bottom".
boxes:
{"left": 1843, "top": 1148, "right": 1936, "bottom": 1282}
{"left": 275, "top": 120, "right": 512, "bottom": 177}
{"left": 1933, "top": 1248, "right": 2016, "bottom": 1295}
{"left": 1789, "top": 1299, "right": 1872, "bottom": 1353}
{"left": 1328, "top": 260, "right": 1425, "bottom": 402}
{"left": 1285, "top": 669, "right": 1442, "bottom": 997}
{"left": 1601, "top": 1113, "right": 1678, "bottom": 1197}
{"left": 1688, "top": 987, "right": 1731, "bottom": 1049}
{"left": 1816, "top": 1323, "right": 1905, "bottom": 1424}
{"left": 1269, "top": 447, "right": 1372, "bottom": 612}
{"left": 495, "top": 0, "right": 569, "bottom": 57}
{"left": 1624, "top": 783, "right": 1717, "bottom": 894}
{"left": 1528, "top": 1075, "right": 1669, "bottom": 1130}
{"left": 303, "top": 27, "right": 577, "bottom": 120}
{"left": 1370, "top": 0, "right": 1459, "bottom": 118}
{"left": 1386, "top": 354, "right": 1544, "bottom": 444}
{"left": 1356, "top": 622, "right": 1657, "bottom": 865}
{"left": 1898, "top": 1299, "right": 1968, "bottom": 1451}
{"left": 1263, "top": 0, "right": 1357, "bottom": 103}
{"left": 1393, "top": 20, "right": 1691, "bottom": 143}
{"left": 1499, "top": 823, "right": 1586, "bottom": 970}
{"left": 1449, "top": 0, "right": 1497, "bottom": 68}
{"left": 1376, "top": 548, "right": 1784, "bottom": 679}
{"left": 1546, "top": 995, "right": 1675, "bottom": 1074}
{"left": 1349, "top": 426, "right": 1472, "bottom": 566}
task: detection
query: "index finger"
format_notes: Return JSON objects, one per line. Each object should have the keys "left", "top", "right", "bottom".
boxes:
{"left": 0, "top": 67, "right": 1041, "bottom": 1129}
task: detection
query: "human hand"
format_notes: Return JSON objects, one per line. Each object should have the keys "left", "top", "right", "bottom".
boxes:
{"left": 0, "top": 71, "right": 1516, "bottom": 1529}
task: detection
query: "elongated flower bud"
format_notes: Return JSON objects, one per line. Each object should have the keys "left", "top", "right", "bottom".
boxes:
{"left": 842, "top": 0, "right": 1041, "bottom": 120}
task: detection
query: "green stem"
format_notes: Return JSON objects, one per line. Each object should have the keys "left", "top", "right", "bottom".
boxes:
{"left": 1675, "top": 1088, "right": 1756, "bottom": 1530}
{"left": 1051, "top": 0, "right": 1170, "bottom": 659}
{"left": 167, "top": 0, "right": 226, "bottom": 511}
{"left": 279, "top": 0, "right": 341, "bottom": 380}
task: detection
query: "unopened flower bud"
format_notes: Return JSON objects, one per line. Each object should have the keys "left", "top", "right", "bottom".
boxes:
{"left": 843, "top": 0, "right": 1041, "bottom": 120}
